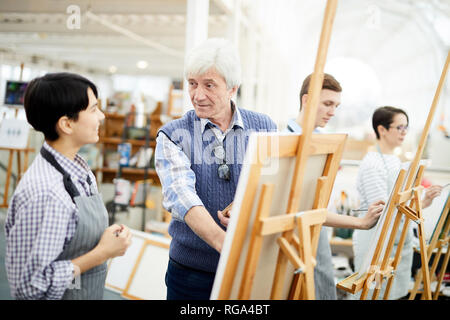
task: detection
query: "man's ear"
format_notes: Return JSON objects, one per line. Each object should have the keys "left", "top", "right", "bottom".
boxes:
{"left": 229, "top": 85, "right": 239, "bottom": 99}
{"left": 301, "top": 94, "right": 308, "bottom": 110}
{"left": 56, "top": 116, "right": 73, "bottom": 136}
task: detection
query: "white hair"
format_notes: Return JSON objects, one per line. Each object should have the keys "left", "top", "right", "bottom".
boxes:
{"left": 184, "top": 38, "right": 241, "bottom": 89}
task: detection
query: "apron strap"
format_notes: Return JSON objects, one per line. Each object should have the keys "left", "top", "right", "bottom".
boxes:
{"left": 40, "top": 147, "right": 80, "bottom": 201}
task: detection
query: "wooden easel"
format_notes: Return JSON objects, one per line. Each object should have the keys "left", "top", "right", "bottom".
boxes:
{"left": 0, "top": 146, "right": 34, "bottom": 208}
{"left": 337, "top": 51, "right": 450, "bottom": 300}
{"left": 409, "top": 194, "right": 449, "bottom": 300}
{"left": 121, "top": 238, "right": 170, "bottom": 300}
{"left": 213, "top": 0, "right": 343, "bottom": 300}
{"left": 1, "top": 62, "right": 34, "bottom": 208}
{"left": 213, "top": 134, "right": 347, "bottom": 300}
{"left": 272, "top": 0, "right": 338, "bottom": 300}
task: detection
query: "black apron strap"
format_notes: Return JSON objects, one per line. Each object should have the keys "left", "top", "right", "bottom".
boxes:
{"left": 40, "top": 147, "right": 80, "bottom": 201}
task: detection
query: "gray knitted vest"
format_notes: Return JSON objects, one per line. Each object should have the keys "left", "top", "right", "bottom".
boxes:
{"left": 158, "top": 107, "right": 276, "bottom": 272}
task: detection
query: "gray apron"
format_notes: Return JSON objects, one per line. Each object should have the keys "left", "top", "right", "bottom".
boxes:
{"left": 314, "top": 228, "right": 337, "bottom": 300}
{"left": 40, "top": 147, "right": 108, "bottom": 300}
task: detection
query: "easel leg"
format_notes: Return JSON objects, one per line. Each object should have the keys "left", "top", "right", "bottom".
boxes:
{"left": 2, "top": 150, "right": 14, "bottom": 208}
{"left": 360, "top": 283, "right": 370, "bottom": 300}
{"left": 409, "top": 264, "right": 423, "bottom": 300}
{"left": 417, "top": 221, "right": 432, "bottom": 299}
{"left": 372, "top": 287, "right": 381, "bottom": 300}
{"left": 372, "top": 211, "right": 404, "bottom": 300}
{"left": 433, "top": 245, "right": 449, "bottom": 300}
{"left": 427, "top": 245, "right": 443, "bottom": 297}
{"left": 383, "top": 218, "right": 410, "bottom": 300}
{"left": 298, "top": 221, "right": 315, "bottom": 300}
{"left": 24, "top": 150, "right": 29, "bottom": 172}
{"left": 16, "top": 151, "right": 22, "bottom": 182}
{"left": 271, "top": 253, "right": 289, "bottom": 299}
{"left": 429, "top": 245, "right": 443, "bottom": 274}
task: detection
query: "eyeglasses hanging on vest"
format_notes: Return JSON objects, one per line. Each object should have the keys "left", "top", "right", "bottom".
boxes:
{"left": 214, "top": 144, "right": 230, "bottom": 181}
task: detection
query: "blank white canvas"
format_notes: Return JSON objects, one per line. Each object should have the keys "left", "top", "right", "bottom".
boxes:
{"left": 125, "top": 236, "right": 170, "bottom": 300}
{"left": 0, "top": 118, "right": 30, "bottom": 149}
{"left": 105, "top": 229, "right": 170, "bottom": 296}
{"left": 105, "top": 231, "right": 146, "bottom": 292}
{"left": 356, "top": 161, "right": 427, "bottom": 279}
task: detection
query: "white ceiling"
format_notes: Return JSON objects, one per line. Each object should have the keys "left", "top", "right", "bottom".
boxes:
{"left": 0, "top": 0, "right": 449, "bottom": 129}
{"left": 0, "top": 0, "right": 230, "bottom": 77}
{"left": 0, "top": 0, "right": 448, "bottom": 81}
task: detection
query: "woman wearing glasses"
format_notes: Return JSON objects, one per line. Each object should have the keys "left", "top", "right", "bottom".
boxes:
{"left": 352, "top": 106, "right": 442, "bottom": 299}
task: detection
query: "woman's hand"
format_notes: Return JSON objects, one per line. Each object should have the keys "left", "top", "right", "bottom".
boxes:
{"left": 422, "top": 185, "right": 443, "bottom": 209}
{"left": 96, "top": 224, "right": 132, "bottom": 259}
{"left": 362, "top": 200, "right": 385, "bottom": 230}
{"left": 72, "top": 224, "right": 133, "bottom": 277}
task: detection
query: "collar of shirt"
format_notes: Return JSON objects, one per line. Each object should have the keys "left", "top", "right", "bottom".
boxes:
{"left": 199, "top": 101, "right": 244, "bottom": 141}
{"left": 286, "top": 118, "right": 320, "bottom": 134}
{"left": 42, "top": 141, "right": 91, "bottom": 187}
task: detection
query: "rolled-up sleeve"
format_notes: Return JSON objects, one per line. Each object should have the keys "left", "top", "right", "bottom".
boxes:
{"left": 6, "top": 193, "right": 75, "bottom": 300}
{"left": 155, "top": 132, "right": 204, "bottom": 221}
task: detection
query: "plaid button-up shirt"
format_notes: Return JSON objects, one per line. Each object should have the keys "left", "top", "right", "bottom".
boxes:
{"left": 5, "top": 141, "right": 97, "bottom": 299}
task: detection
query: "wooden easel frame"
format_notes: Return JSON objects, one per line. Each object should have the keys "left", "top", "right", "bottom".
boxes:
{"left": 409, "top": 194, "right": 449, "bottom": 300}
{"left": 1, "top": 63, "right": 34, "bottom": 208}
{"left": 121, "top": 238, "right": 170, "bottom": 300}
{"left": 0, "top": 146, "right": 34, "bottom": 208}
{"left": 213, "top": 0, "right": 341, "bottom": 300}
{"left": 214, "top": 133, "right": 346, "bottom": 300}
{"left": 105, "top": 230, "right": 170, "bottom": 298}
{"left": 337, "top": 51, "right": 450, "bottom": 300}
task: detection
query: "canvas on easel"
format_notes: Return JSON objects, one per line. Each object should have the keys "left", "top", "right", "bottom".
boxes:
{"left": 0, "top": 112, "right": 34, "bottom": 208}
{"left": 211, "top": 0, "right": 341, "bottom": 300}
{"left": 0, "top": 72, "right": 34, "bottom": 208}
{"left": 409, "top": 192, "right": 449, "bottom": 300}
{"left": 0, "top": 118, "right": 30, "bottom": 149}
{"left": 341, "top": 160, "right": 425, "bottom": 298}
{"left": 337, "top": 50, "right": 450, "bottom": 300}
{"left": 355, "top": 160, "right": 426, "bottom": 280}
{"left": 210, "top": 131, "right": 346, "bottom": 300}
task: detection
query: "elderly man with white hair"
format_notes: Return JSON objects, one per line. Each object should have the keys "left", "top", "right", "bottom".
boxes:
{"left": 155, "top": 38, "right": 277, "bottom": 300}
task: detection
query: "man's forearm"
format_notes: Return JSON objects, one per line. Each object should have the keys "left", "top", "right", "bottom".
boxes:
{"left": 184, "top": 205, "right": 226, "bottom": 253}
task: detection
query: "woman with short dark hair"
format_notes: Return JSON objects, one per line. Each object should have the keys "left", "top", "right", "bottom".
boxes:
{"left": 5, "top": 72, "right": 132, "bottom": 300}
{"left": 352, "top": 106, "right": 442, "bottom": 299}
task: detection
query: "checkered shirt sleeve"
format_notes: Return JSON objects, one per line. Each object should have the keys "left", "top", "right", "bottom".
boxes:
{"left": 155, "top": 132, "right": 204, "bottom": 221}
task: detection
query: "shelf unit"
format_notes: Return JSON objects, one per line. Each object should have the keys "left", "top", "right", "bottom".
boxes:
{"left": 96, "top": 136, "right": 159, "bottom": 184}
{"left": 95, "top": 111, "right": 162, "bottom": 185}
{"left": 95, "top": 108, "right": 165, "bottom": 230}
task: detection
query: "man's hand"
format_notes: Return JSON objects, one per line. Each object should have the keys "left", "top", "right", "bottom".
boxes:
{"left": 218, "top": 209, "right": 231, "bottom": 227}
